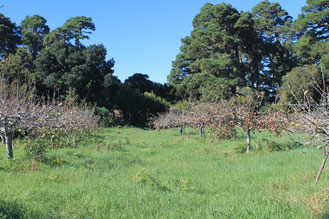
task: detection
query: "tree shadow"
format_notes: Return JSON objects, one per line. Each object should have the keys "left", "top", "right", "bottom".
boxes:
{"left": 0, "top": 200, "right": 55, "bottom": 218}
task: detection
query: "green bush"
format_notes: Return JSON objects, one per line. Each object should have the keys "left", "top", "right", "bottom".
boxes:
{"left": 267, "top": 141, "right": 282, "bottom": 152}
{"left": 115, "top": 85, "right": 169, "bottom": 126}
{"left": 278, "top": 65, "right": 321, "bottom": 104}
{"left": 95, "top": 107, "right": 117, "bottom": 127}
{"left": 24, "top": 138, "right": 48, "bottom": 161}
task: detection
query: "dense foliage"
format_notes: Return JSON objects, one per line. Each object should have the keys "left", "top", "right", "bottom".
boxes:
{"left": 0, "top": 14, "right": 171, "bottom": 127}
{"left": 0, "top": 0, "right": 328, "bottom": 127}
{"left": 169, "top": 0, "right": 329, "bottom": 103}
{"left": 168, "top": 1, "right": 295, "bottom": 101}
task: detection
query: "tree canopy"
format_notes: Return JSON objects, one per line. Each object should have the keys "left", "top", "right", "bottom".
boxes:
{"left": 20, "top": 15, "right": 49, "bottom": 58}
{"left": 44, "top": 16, "right": 95, "bottom": 47}
{"left": 169, "top": 1, "right": 295, "bottom": 101}
{"left": 293, "top": 0, "right": 329, "bottom": 68}
{"left": 0, "top": 13, "right": 20, "bottom": 58}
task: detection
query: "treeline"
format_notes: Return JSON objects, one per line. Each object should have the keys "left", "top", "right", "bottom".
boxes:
{"left": 169, "top": 0, "right": 329, "bottom": 104}
{"left": 0, "top": 0, "right": 328, "bottom": 127}
{"left": 0, "top": 15, "right": 174, "bottom": 126}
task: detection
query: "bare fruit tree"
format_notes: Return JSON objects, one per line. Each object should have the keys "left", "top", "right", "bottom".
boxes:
{"left": 152, "top": 94, "right": 285, "bottom": 152}
{"left": 0, "top": 82, "right": 42, "bottom": 158}
{"left": 152, "top": 101, "right": 239, "bottom": 141}
{"left": 284, "top": 75, "right": 329, "bottom": 183}
{"left": 228, "top": 94, "right": 263, "bottom": 152}
{"left": 0, "top": 80, "right": 99, "bottom": 158}
{"left": 152, "top": 108, "right": 191, "bottom": 139}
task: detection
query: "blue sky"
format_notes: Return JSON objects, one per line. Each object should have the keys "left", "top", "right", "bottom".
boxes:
{"left": 2, "top": 0, "right": 306, "bottom": 84}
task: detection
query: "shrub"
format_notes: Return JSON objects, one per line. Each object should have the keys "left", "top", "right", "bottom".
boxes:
{"left": 95, "top": 107, "right": 117, "bottom": 127}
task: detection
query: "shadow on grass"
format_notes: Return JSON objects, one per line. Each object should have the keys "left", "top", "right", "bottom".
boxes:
{"left": 42, "top": 149, "right": 145, "bottom": 171}
{"left": 322, "top": 211, "right": 329, "bottom": 219}
{"left": 0, "top": 200, "right": 56, "bottom": 218}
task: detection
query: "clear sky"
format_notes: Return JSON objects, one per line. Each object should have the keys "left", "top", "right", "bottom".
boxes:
{"left": 2, "top": 0, "right": 306, "bottom": 84}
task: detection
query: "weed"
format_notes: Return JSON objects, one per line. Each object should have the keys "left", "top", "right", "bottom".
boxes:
{"left": 134, "top": 168, "right": 170, "bottom": 192}
{"left": 177, "top": 178, "right": 201, "bottom": 193}
{"left": 124, "top": 137, "right": 130, "bottom": 145}
{"left": 24, "top": 138, "right": 47, "bottom": 161}
{"left": 233, "top": 142, "right": 247, "bottom": 153}
{"left": 106, "top": 139, "right": 123, "bottom": 151}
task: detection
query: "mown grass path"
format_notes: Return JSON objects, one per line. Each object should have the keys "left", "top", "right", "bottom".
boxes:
{"left": 0, "top": 127, "right": 328, "bottom": 218}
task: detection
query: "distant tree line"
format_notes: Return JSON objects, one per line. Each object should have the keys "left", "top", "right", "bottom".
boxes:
{"left": 0, "top": 14, "right": 173, "bottom": 126}
{"left": 1, "top": 0, "right": 328, "bottom": 127}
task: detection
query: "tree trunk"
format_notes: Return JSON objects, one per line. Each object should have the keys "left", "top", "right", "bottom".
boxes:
{"left": 5, "top": 131, "right": 13, "bottom": 159}
{"left": 180, "top": 125, "right": 185, "bottom": 140}
{"left": 246, "top": 128, "right": 251, "bottom": 153}
{"left": 315, "top": 148, "right": 329, "bottom": 184}
{"left": 324, "top": 145, "right": 327, "bottom": 159}
{"left": 199, "top": 124, "right": 204, "bottom": 138}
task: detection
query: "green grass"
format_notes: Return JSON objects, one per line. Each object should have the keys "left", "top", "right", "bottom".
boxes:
{"left": 0, "top": 127, "right": 329, "bottom": 218}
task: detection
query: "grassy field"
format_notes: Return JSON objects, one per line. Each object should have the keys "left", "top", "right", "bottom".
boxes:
{"left": 0, "top": 127, "right": 329, "bottom": 218}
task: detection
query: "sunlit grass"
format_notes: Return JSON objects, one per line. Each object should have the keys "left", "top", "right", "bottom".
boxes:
{"left": 0, "top": 127, "right": 328, "bottom": 218}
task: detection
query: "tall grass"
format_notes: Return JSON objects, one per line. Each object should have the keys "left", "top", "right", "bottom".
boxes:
{"left": 0, "top": 127, "right": 328, "bottom": 218}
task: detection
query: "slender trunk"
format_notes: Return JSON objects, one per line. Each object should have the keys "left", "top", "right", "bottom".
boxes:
{"left": 5, "top": 131, "right": 13, "bottom": 158}
{"left": 246, "top": 128, "right": 251, "bottom": 153}
{"left": 75, "top": 38, "right": 80, "bottom": 47}
{"left": 315, "top": 148, "right": 329, "bottom": 184}
{"left": 66, "top": 136, "right": 71, "bottom": 145}
{"left": 324, "top": 145, "right": 327, "bottom": 159}
{"left": 64, "top": 130, "right": 71, "bottom": 146}
{"left": 199, "top": 124, "right": 204, "bottom": 138}
{"left": 180, "top": 125, "right": 185, "bottom": 140}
